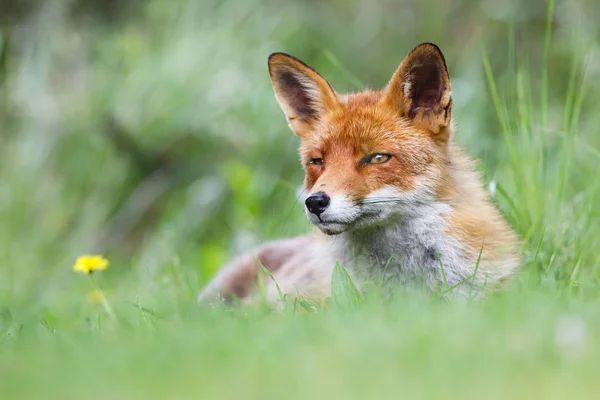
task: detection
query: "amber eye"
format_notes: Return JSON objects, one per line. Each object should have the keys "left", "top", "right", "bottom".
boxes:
{"left": 309, "top": 158, "right": 324, "bottom": 166}
{"left": 363, "top": 153, "right": 391, "bottom": 165}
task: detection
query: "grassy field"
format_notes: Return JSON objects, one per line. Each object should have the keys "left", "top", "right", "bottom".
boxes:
{"left": 1, "top": 0, "right": 600, "bottom": 398}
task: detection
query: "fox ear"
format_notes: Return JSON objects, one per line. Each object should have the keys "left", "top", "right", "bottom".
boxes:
{"left": 383, "top": 43, "right": 452, "bottom": 141}
{"left": 268, "top": 53, "right": 338, "bottom": 137}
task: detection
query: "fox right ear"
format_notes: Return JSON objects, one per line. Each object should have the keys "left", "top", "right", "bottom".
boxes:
{"left": 268, "top": 53, "right": 338, "bottom": 137}
{"left": 382, "top": 43, "right": 452, "bottom": 142}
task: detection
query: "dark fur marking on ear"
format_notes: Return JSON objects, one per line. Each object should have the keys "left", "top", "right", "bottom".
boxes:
{"left": 277, "top": 70, "right": 317, "bottom": 118}
{"left": 443, "top": 98, "right": 452, "bottom": 121}
{"left": 407, "top": 60, "right": 444, "bottom": 119}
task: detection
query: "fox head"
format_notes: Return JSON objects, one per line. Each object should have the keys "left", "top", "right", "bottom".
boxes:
{"left": 268, "top": 43, "right": 453, "bottom": 235}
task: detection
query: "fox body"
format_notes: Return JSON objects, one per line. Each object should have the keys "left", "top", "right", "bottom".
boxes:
{"left": 199, "top": 43, "right": 519, "bottom": 304}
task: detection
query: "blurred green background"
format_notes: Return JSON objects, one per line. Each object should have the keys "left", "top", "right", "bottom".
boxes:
{"left": 1, "top": 0, "right": 599, "bottom": 330}
{"left": 2, "top": 1, "right": 600, "bottom": 399}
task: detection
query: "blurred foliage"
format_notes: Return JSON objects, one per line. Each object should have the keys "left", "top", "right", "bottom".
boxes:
{"left": 0, "top": 0, "right": 599, "bottom": 314}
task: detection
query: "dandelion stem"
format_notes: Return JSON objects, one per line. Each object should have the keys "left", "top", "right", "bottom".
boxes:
{"left": 88, "top": 274, "right": 117, "bottom": 322}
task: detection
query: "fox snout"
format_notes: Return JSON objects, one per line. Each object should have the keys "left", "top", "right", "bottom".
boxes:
{"left": 303, "top": 190, "right": 366, "bottom": 235}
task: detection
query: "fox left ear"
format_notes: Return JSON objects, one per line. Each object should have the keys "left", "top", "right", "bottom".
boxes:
{"left": 382, "top": 43, "right": 452, "bottom": 141}
{"left": 268, "top": 53, "right": 339, "bottom": 138}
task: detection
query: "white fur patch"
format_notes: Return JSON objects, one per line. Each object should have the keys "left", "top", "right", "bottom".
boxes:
{"left": 305, "top": 184, "right": 435, "bottom": 235}
{"left": 305, "top": 194, "right": 359, "bottom": 235}
{"left": 302, "top": 184, "right": 482, "bottom": 294}
{"left": 361, "top": 184, "right": 435, "bottom": 220}
{"left": 335, "top": 198, "right": 473, "bottom": 296}
{"left": 292, "top": 71, "right": 321, "bottom": 104}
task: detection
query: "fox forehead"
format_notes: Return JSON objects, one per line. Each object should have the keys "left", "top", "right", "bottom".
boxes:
{"left": 301, "top": 91, "right": 433, "bottom": 158}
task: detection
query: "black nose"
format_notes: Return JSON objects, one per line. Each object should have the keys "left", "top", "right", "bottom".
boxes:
{"left": 305, "top": 192, "right": 330, "bottom": 216}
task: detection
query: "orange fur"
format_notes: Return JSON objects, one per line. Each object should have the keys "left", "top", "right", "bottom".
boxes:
{"left": 199, "top": 43, "right": 520, "bottom": 305}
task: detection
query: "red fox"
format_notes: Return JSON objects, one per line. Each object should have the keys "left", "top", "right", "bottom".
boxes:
{"left": 199, "top": 43, "right": 520, "bottom": 305}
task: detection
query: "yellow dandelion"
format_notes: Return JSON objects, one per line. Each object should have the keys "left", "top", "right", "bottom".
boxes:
{"left": 87, "top": 288, "right": 106, "bottom": 305}
{"left": 73, "top": 255, "right": 109, "bottom": 274}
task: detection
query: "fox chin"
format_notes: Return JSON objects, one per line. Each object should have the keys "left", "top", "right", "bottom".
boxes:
{"left": 198, "top": 42, "right": 520, "bottom": 305}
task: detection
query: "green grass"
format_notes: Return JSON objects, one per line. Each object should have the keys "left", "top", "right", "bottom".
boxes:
{"left": 1, "top": 0, "right": 600, "bottom": 398}
{"left": 2, "top": 292, "right": 600, "bottom": 399}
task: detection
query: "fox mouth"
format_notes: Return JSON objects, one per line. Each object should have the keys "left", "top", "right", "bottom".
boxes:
{"left": 317, "top": 219, "right": 351, "bottom": 226}
{"left": 314, "top": 220, "right": 350, "bottom": 235}
{"left": 309, "top": 212, "right": 381, "bottom": 235}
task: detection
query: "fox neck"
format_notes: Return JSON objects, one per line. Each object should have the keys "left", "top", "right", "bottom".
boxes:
{"left": 333, "top": 193, "right": 470, "bottom": 294}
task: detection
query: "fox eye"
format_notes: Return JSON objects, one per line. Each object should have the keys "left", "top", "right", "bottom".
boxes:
{"left": 309, "top": 158, "right": 324, "bottom": 166}
{"left": 363, "top": 153, "right": 392, "bottom": 165}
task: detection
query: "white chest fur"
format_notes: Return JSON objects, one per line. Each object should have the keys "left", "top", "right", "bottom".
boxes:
{"left": 333, "top": 202, "right": 472, "bottom": 294}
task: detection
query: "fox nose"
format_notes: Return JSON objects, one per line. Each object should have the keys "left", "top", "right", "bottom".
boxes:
{"left": 305, "top": 192, "right": 330, "bottom": 216}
